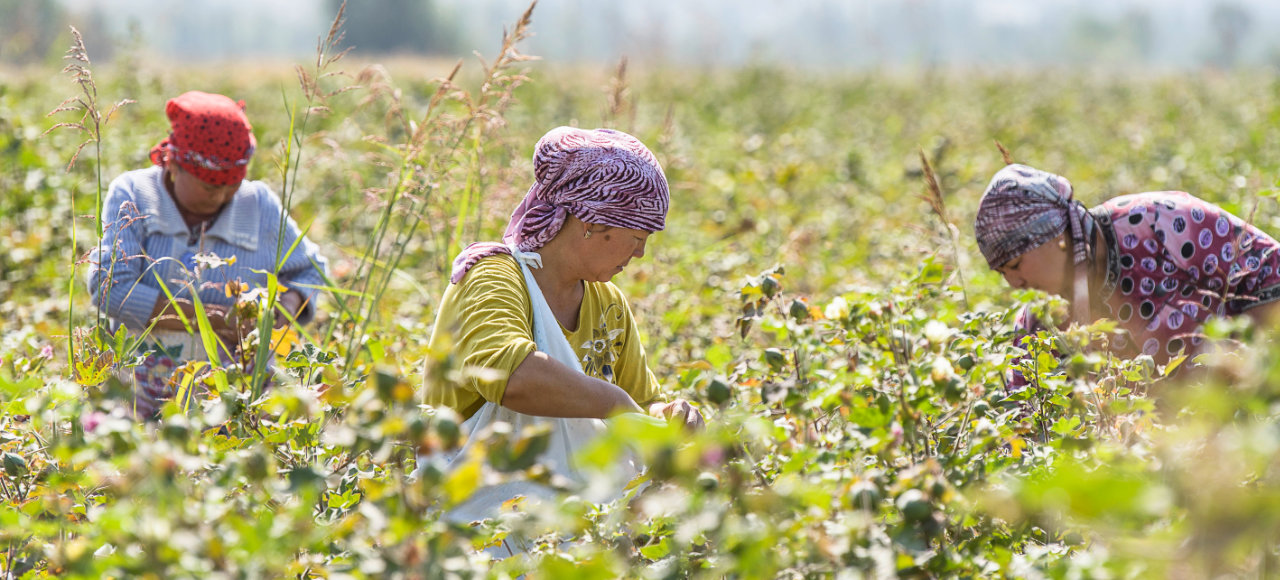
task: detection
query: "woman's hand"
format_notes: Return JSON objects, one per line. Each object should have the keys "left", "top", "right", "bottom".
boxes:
{"left": 274, "top": 290, "right": 305, "bottom": 329}
{"left": 648, "top": 399, "right": 705, "bottom": 432}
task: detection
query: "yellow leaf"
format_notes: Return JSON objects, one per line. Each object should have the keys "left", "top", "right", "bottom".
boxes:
{"left": 1009, "top": 437, "right": 1025, "bottom": 458}
{"left": 271, "top": 327, "right": 298, "bottom": 355}
{"left": 443, "top": 456, "right": 482, "bottom": 507}
{"left": 501, "top": 495, "right": 527, "bottom": 513}
{"left": 676, "top": 360, "right": 714, "bottom": 371}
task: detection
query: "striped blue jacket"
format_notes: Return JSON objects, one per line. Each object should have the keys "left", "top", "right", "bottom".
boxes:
{"left": 87, "top": 166, "right": 328, "bottom": 330}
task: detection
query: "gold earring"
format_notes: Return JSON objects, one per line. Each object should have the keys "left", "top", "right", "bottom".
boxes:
{"left": 1058, "top": 239, "right": 1067, "bottom": 250}
{"left": 584, "top": 231, "right": 593, "bottom": 239}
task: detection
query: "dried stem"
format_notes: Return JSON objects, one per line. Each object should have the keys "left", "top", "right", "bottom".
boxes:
{"left": 919, "top": 149, "right": 970, "bottom": 308}
{"left": 45, "top": 26, "right": 133, "bottom": 371}
{"left": 339, "top": 1, "right": 540, "bottom": 371}
{"left": 606, "top": 56, "right": 632, "bottom": 128}
{"left": 995, "top": 140, "right": 1015, "bottom": 165}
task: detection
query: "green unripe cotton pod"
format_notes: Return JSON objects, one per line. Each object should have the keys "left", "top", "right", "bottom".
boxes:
{"left": 930, "top": 479, "right": 950, "bottom": 499}
{"left": 1066, "top": 353, "right": 1094, "bottom": 380}
{"left": 761, "top": 276, "right": 781, "bottom": 298}
{"left": 408, "top": 416, "right": 428, "bottom": 441}
{"left": 696, "top": 471, "right": 719, "bottom": 492}
{"left": 374, "top": 370, "right": 398, "bottom": 400}
{"left": 788, "top": 299, "right": 810, "bottom": 322}
{"left": 763, "top": 348, "right": 787, "bottom": 372}
{"left": 957, "top": 354, "right": 975, "bottom": 371}
{"left": 848, "top": 480, "right": 883, "bottom": 512}
{"left": 162, "top": 421, "right": 191, "bottom": 443}
{"left": 705, "top": 378, "right": 732, "bottom": 406}
{"left": 435, "top": 414, "right": 461, "bottom": 450}
{"left": 896, "top": 489, "right": 933, "bottom": 522}
{"left": 245, "top": 451, "right": 270, "bottom": 481}
{"left": 3, "top": 452, "right": 27, "bottom": 478}
{"left": 942, "top": 377, "right": 963, "bottom": 404}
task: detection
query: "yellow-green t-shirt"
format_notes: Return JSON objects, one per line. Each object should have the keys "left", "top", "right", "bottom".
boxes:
{"left": 425, "top": 253, "right": 661, "bottom": 420}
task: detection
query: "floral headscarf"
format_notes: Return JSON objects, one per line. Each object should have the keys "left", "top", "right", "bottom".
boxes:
{"left": 148, "top": 91, "right": 256, "bottom": 186}
{"left": 450, "top": 127, "right": 669, "bottom": 283}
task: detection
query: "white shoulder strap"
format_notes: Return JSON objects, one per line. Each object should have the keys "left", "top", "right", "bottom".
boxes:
{"left": 507, "top": 245, "right": 584, "bottom": 373}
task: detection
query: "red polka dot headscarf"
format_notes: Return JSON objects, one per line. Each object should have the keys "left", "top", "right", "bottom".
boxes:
{"left": 450, "top": 127, "right": 669, "bottom": 283}
{"left": 148, "top": 91, "right": 256, "bottom": 186}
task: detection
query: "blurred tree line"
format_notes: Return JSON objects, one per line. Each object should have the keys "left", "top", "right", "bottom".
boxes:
{"left": 0, "top": 0, "right": 1273, "bottom": 70}
{"left": 0, "top": 0, "right": 459, "bottom": 65}
{"left": 0, "top": 0, "right": 70, "bottom": 64}
{"left": 326, "top": 0, "right": 458, "bottom": 55}
{"left": 1, "top": 0, "right": 125, "bottom": 65}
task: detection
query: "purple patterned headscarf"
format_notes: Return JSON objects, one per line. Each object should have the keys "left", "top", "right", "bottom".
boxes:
{"left": 450, "top": 127, "right": 669, "bottom": 283}
{"left": 975, "top": 164, "right": 1094, "bottom": 269}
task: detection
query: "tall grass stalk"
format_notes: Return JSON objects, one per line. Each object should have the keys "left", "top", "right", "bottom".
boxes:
{"left": 46, "top": 26, "right": 133, "bottom": 372}
{"left": 340, "top": 1, "right": 539, "bottom": 371}
{"left": 604, "top": 56, "right": 633, "bottom": 130}
{"left": 995, "top": 139, "right": 1015, "bottom": 165}
{"left": 243, "top": 2, "right": 359, "bottom": 397}
{"left": 919, "top": 149, "right": 970, "bottom": 308}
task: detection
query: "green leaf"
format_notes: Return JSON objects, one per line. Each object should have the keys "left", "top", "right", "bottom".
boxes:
{"left": 639, "top": 537, "right": 671, "bottom": 560}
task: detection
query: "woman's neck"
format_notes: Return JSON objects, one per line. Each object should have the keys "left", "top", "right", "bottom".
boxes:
{"left": 528, "top": 241, "right": 585, "bottom": 330}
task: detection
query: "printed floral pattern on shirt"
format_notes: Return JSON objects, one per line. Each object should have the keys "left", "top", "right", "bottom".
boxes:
{"left": 581, "top": 303, "right": 626, "bottom": 383}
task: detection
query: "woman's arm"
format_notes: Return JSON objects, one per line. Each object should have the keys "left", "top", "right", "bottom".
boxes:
{"left": 501, "top": 351, "right": 644, "bottom": 418}
{"left": 89, "top": 183, "right": 164, "bottom": 329}
{"left": 1246, "top": 299, "right": 1280, "bottom": 328}
{"left": 146, "top": 287, "right": 305, "bottom": 344}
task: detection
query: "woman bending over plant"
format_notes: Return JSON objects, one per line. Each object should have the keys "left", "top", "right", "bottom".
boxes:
{"left": 975, "top": 163, "right": 1280, "bottom": 386}
{"left": 422, "top": 127, "right": 703, "bottom": 530}
{"left": 87, "top": 91, "right": 327, "bottom": 419}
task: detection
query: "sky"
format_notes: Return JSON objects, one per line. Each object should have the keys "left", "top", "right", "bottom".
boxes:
{"left": 46, "top": 0, "right": 1280, "bottom": 70}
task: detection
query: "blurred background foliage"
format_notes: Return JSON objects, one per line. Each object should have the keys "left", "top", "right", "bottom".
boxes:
{"left": 5, "top": 0, "right": 1280, "bottom": 70}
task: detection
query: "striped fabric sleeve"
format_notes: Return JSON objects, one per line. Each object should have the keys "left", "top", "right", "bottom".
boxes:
{"left": 88, "top": 182, "right": 161, "bottom": 330}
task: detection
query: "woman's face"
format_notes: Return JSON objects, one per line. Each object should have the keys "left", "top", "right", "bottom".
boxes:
{"left": 580, "top": 224, "right": 651, "bottom": 283}
{"left": 169, "top": 163, "right": 240, "bottom": 217}
{"left": 994, "top": 233, "right": 1071, "bottom": 296}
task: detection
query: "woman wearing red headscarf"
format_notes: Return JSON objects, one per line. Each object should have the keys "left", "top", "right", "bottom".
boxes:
{"left": 87, "top": 91, "right": 328, "bottom": 419}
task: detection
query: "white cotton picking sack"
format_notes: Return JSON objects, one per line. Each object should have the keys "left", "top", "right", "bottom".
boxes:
{"left": 421, "top": 245, "right": 644, "bottom": 526}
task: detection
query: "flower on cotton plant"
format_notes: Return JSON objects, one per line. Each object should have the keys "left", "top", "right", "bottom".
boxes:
{"left": 824, "top": 296, "right": 851, "bottom": 321}
{"left": 931, "top": 356, "right": 957, "bottom": 384}
{"left": 923, "top": 320, "right": 953, "bottom": 347}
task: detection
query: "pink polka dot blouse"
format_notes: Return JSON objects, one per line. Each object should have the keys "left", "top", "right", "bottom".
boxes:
{"left": 1091, "top": 191, "right": 1280, "bottom": 359}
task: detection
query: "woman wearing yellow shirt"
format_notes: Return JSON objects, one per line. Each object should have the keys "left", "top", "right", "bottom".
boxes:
{"left": 430, "top": 126, "right": 701, "bottom": 427}
{"left": 423, "top": 127, "right": 702, "bottom": 530}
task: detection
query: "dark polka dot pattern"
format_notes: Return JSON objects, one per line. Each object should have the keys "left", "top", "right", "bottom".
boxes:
{"left": 1093, "top": 191, "right": 1280, "bottom": 361}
